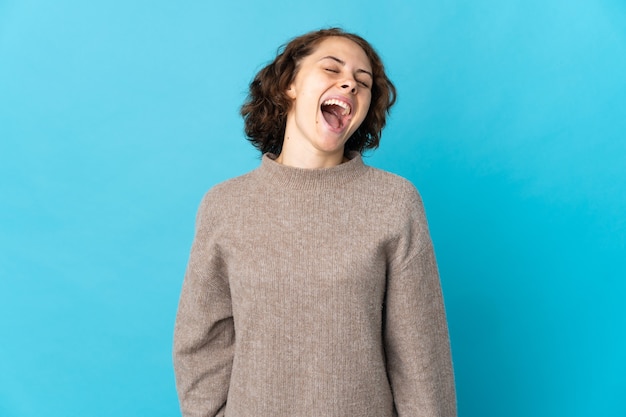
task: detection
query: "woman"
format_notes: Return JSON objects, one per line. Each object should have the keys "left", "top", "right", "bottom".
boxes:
{"left": 173, "top": 28, "right": 456, "bottom": 417}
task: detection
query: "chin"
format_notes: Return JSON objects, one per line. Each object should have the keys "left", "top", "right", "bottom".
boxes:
{"left": 315, "top": 138, "right": 349, "bottom": 154}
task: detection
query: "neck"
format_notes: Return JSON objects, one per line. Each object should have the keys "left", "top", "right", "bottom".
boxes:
{"left": 276, "top": 139, "right": 346, "bottom": 169}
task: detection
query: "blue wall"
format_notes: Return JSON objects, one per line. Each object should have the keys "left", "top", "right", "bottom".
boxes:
{"left": 1, "top": 1, "right": 624, "bottom": 416}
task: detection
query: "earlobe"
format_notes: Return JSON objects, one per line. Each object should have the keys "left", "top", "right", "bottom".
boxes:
{"left": 286, "top": 85, "right": 296, "bottom": 99}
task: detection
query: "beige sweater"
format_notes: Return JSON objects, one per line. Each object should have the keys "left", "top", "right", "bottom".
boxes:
{"left": 173, "top": 153, "right": 456, "bottom": 417}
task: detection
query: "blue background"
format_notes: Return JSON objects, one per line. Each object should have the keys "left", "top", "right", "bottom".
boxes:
{"left": 1, "top": 0, "right": 625, "bottom": 416}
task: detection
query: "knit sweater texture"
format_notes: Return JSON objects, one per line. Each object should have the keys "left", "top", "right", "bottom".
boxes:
{"left": 173, "top": 153, "right": 456, "bottom": 417}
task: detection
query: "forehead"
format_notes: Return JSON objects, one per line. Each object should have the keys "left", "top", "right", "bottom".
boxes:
{"left": 308, "top": 36, "right": 371, "bottom": 70}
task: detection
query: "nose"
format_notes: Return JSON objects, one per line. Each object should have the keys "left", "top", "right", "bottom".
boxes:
{"left": 340, "top": 78, "right": 357, "bottom": 94}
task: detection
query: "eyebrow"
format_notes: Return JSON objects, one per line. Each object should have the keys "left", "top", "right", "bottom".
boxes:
{"left": 320, "top": 56, "right": 373, "bottom": 78}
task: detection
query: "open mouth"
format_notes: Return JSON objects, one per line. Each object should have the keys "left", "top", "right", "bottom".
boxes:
{"left": 321, "top": 99, "right": 352, "bottom": 130}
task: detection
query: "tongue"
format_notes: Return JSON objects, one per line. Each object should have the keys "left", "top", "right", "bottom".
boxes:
{"left": 321, "top": 104, "right": 343, "bottom": 129}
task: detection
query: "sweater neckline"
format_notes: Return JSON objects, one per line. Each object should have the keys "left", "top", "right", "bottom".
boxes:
{"left": 256, "top": 152, "right": 369, "bottom": 190}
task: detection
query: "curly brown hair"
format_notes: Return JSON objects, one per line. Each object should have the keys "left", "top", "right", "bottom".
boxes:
{"left": 241, "top": 28, "right": 396, "bottom": 155}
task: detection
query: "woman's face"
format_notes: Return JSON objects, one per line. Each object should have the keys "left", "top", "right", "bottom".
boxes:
{"left": 284, "top": 36, "right": 373, "bottom": 159}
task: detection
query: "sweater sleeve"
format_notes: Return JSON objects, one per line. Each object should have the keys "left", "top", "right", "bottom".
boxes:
{"left": 384, "top": 186, "right": 457, "bottom": 417}
{"left": 173, "top": 193, "right": 234, "bottom": 417}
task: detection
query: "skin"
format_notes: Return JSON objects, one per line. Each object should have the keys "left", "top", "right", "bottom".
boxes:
{"left": 276, "top": 36, "right": 373, "bottom": 169}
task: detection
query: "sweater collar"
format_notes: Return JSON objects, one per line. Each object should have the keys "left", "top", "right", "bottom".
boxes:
{"left": 256, "top": 151, "right": 369, "bottom": 191}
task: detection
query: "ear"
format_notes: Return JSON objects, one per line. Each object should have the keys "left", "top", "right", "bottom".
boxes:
{"left": 286, "top": 84, "right": 296, "bottom": 99}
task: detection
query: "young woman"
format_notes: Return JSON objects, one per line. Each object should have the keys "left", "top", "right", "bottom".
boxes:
{"left": 173, "top": 28, "right": 456, "bottom": 417}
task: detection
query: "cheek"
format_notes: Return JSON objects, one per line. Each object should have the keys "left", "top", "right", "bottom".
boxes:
{"left": 359, "top": 97, "right": 372, "bottom": 120}
{"left": 364, "top": 92, "right": 373, "bottom": 109}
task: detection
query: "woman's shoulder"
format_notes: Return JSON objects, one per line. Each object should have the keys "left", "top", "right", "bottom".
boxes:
{"left": 207, "top": 171, "right": 253, "bottom": 194}
{"left": 193, "top": 169, "right": 262, "bottom": 223}
{"left": 363, "top": 165, "right": 424, "bottom": 208}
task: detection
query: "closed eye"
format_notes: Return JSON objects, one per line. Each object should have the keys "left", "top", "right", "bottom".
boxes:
{"left": 324, "top": 66, "right": 370, "bottom": 88}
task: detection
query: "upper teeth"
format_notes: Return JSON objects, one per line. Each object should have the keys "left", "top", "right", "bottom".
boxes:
{"left": 323, "top": 99, "right": 351, "bottom": 116}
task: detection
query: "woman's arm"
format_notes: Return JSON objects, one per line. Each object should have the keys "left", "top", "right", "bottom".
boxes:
{"left": 384, "top": 187, "right": 457, "bottom": 417}
{"left": 173, "top": 194, "right": 234, "bottom": 417}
